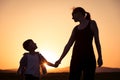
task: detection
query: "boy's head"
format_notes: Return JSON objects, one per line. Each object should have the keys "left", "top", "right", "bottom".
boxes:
{"left": 23, "top": 39, "right": 37, "bottom": 51}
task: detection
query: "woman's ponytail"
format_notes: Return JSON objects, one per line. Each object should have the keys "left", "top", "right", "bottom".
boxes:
{"left": 85, "top": 12, "right": 91, "bottom": 20}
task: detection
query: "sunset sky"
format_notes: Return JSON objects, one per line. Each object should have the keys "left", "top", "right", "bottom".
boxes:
{"left": 0, "top": 0, "right": 120, "bottom": 69}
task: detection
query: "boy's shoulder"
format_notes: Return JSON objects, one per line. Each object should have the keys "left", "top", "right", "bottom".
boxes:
{"left": 36, "top": 51, "right": 43, "bottom": 55}
{"left": 23, "top": 52, "right": 41, "bottom": 55}
{"left": 23, "top": 52, "right": 43, "bottom": 59}
{"left": 23, "top": 52, "right": 29, "bottom": 55}
{"left": 35, "top": 52, "right": 40, "bottom": 54}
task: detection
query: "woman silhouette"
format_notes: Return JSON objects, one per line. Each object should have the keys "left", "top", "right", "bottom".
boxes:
{"left": 55, "top": 7, "right": 103, "bottom": 80}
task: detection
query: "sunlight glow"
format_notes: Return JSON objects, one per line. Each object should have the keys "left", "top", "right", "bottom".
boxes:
{"left": 40, "top": 50, "right": 58, "bottom": 69}
{"left": 0, "top": 0, "right": 120, "bottom": 69}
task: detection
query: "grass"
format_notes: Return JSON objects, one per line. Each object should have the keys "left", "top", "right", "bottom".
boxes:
{"left": 0, "top": 72, "right": 120, "bottom": 80}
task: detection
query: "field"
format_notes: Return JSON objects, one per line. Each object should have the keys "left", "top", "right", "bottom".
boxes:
{"left": 0, "top": 72, "right": 120, "bottom": 80}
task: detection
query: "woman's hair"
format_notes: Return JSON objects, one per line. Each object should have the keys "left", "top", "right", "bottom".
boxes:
{"left": 72, "top": 7, "right": 91, "bottom": 20}
{"left": 23, "top": 39, "right": 33, "bottom": 51}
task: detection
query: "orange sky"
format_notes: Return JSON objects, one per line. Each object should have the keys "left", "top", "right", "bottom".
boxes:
{"left": 0, "top": 0, "right": 120, "bottom": 69}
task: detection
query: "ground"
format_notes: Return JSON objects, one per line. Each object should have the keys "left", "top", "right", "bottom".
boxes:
{"left": 0, "top": 72, "right": 120, "bottom": 80}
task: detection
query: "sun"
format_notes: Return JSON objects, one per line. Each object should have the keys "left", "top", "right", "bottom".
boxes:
{"left": 39, "top": 49, "right": 58, "bottom": 69}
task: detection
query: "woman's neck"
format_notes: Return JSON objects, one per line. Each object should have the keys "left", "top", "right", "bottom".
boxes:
{"left": 79, "top": 19, "right": 89, "bottom": 25}
{"left": 77, "top": 19, "right": 89, "bottom": 30}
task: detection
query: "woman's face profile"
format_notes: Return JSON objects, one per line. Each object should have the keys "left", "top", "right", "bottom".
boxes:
{"left": 72, "top": 12, "right": 83, "bottom": 22}
{"left": 72, "top": 13, "right": 79, "bottom": 22}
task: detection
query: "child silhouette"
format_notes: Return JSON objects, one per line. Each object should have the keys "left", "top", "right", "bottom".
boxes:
{"left": 17, "top": 39, "right": 56, "bottom": 80}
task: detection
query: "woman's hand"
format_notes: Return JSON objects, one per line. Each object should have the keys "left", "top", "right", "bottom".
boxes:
{"left": 55, "top": 60, "right": 61, "bottom": 67}
{"left": 97, "top": 57, "right": 103, "bottom": 67}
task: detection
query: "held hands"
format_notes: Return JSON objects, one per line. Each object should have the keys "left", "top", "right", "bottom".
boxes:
{"left": 54, "top": 59, "right": 61, "bottom": 67}
{"left": 97, "top": 57, "right": 103, "bottom": 67}
{"left": 45, "top": 60, "right": 61, "bottom": 68}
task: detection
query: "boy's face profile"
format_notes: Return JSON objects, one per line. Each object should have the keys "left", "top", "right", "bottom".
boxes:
{"left": 29, "top": 40, "right": 37, "bottom": 51}
{"left": 23, "top": 39, "right": 37, "bottom": 51}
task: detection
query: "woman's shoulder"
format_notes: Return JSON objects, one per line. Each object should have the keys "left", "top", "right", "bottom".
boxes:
{"left": 90, "top": 20, "right": 97, "bottom": 25}
{"left": 90, "top": 20, "right": 98, "bottom": 32}
{"left": 73, "top": 25, "right": 79, "bottom": 31}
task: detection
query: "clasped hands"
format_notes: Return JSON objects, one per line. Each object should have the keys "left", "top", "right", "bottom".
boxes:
{"left": 54, "top": 59, "right": 61, "bottom": 68}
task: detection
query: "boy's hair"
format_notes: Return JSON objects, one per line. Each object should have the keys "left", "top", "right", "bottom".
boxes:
{"left": 23, "top": 39, "right": 33, "bottom": 51}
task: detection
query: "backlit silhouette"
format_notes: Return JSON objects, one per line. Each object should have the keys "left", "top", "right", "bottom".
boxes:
{"left": 55, "top": 7, "right": 103, "bottom": 80}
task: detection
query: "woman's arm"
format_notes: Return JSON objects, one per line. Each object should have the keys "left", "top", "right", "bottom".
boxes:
{"left": 55, "top": 28, "right": 76, "bottom": 66}
{"left": 91, "top": 20, "right": 103, "bottom": 67}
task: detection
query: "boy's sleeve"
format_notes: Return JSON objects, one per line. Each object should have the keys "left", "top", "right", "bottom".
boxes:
{"left": 41, "top": 63, "right": 47, "bottom": 75}
{"left": 38, "top": 53, "right": 47, "bottom": 75}
{"left": 39, "top": 53, "right": 47, "bottom": 63}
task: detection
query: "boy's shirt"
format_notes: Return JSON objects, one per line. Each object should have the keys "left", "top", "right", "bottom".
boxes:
{"left": 19, "top": 52, "right": 47, "bottom": 77}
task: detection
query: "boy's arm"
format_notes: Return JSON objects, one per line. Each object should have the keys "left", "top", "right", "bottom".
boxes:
{"left": 46, "top": 61, "right": 55, "bottom": 67}
{"left": 17, "top": 65, "right": 25, "bottom": 75}
{"left": 39, "top": 54, "right": 55, "bottom": 67}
